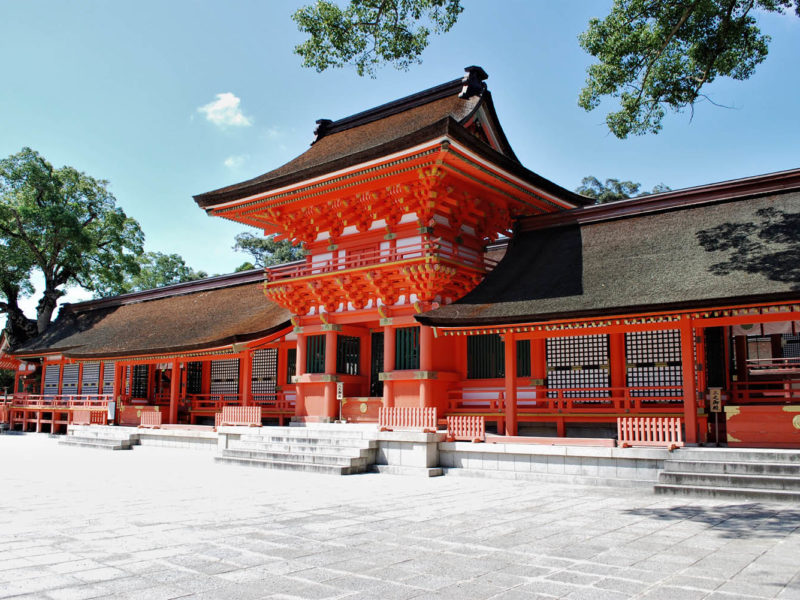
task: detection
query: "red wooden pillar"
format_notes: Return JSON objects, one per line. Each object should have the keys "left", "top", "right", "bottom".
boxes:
{"left": 419, "top": 325, "right": 434, "bottom": 408}
{"left": 240, "top": 350, "right": 252, "bottom": 407}
{"left": 532, "top": 338, "right": 547, "bottom": 398}
{"left": 504, "top": 331, "right": 518, "bottom": 436}
{"left": 609, "top": 333, "right": 626, "bottom": 404}
{"left": 324, "top": 330, "right": 337, "bottom": 420}
{"left": 168, "top": 359, "right": 180, "bottom": 424}
{"left": 295, "top": 334, "right": 306, "bottom": 418}
{"left": 383, "top": 326, "right": 395, "bottom": 408}
{"left": 680, "top": 317, "right": 699, "bottom": 444}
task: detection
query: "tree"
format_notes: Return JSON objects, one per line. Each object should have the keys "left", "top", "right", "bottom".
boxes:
{"left": 98, "top": 252, "right": 208, "bottom": 296}
{"left": 293, "top": 0, "right": 463, "bottom": 76}
{"left": 233, "top": 233, "right": 306, "bottom": 268}
{"left": 293, "top": 0, "right": 798, "bottom": 136}
{"left": 576, "top": 176, "right": 671, "bottom": 203}
{"left": 0, "top": 148, "right": 144, "bottom": 346}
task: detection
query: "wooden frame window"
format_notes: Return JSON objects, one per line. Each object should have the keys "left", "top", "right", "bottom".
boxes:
{"left": 306, "top": 335, "right": 326, "bottom": 374}
{"left": 336, "top": 335, "right": 360, "bottom": 375}
{"left": 395, "top": 326, "right": 420, "bottom": 370}
{"left": 467, "top": 334, "right": 531, "bottom": 379}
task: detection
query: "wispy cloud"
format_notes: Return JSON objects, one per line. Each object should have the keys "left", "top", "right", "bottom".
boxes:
{"left": 198, "top": 93, "right": 252, "bottom": 128}
{"left": 224, "top": 154, "right": 248, "bottom": 169}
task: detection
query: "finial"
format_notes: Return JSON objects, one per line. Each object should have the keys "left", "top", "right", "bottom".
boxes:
{"left": 312, "top": 118, "right": 333, "bottom": 144}
{"left": 459, "top": 66, "right": 488, "bottom": 99}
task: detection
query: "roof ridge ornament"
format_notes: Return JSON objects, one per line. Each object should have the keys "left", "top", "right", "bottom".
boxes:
{"left": 459, "top": 66, "right": 488, "bottom": 99}
{"left": 312, "top": 118, "right": 333, "bottom": 145}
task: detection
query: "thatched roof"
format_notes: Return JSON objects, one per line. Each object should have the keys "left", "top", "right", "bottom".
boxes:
{"left": 12, "top": 271, "right": 291, "bottom": 359}
{"left": 418, "top": 170, "right": 800, "bottom": 327}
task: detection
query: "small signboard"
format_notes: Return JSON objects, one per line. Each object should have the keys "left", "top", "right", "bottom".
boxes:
{"left": 709, "top": 388, "right": 722, "bottom": 413}
{"left": 336, "top": 382, "right": 344, "bottom": 400}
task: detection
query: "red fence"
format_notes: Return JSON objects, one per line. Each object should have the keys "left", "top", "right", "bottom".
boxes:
{"left": 70, "top": 409, "right": 107, "bottom": 426}
{"left": 11, "top": 394, "right": 111, "bottom": 408}
{"left": 378, "top": 407, "right": 437, "bottom": 433}
{"left": 617, "top": 417, "right": 683, "bottom": 448}
{"left": 731, "top": 380, "right": 800, "bottom": 404}
{"left": 218, "top": 406, "right": 262, "bottom": 427}
{"left": 138, "top": 411, "right": 162, "bottom": 429}
{"left": 446, "top": 416, "right": 485, "bottom": 442}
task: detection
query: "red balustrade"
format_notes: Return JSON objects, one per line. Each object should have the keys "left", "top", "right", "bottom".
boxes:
{"left": 731, "top": 380, "right": 800, "bottom": 404}
{"left": 138, "top": 411, "right": 162, "bottom": 429}
{"left": 617, "top": 417, "right": 683, "bottom": 449}
{"left": 446, "top": 415, "right": 485, "bottom": 442}
{"left": 11, "top": 394, "right": 111, "bottom": 408}
{"left": 378, "top": 407, "right": 437, "bottom": 433}
{"left": 70, "top": 409, "right": 107, "bottom": 426}
{"left": 187, "top": 394, "right": 242, "bottom": 412}
{"left": 219, "top": 406, "right": 262, "bottom": 427}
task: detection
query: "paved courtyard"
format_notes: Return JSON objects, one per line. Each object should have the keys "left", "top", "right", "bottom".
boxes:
{"left": 1, "top": 434, "right": 799, "bottom": 600}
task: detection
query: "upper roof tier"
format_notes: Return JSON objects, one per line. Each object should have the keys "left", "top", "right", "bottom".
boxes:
{"left": 194, "top": 67, "right": 590, "bottom": 228}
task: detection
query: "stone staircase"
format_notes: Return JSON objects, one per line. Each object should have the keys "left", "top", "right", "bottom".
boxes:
{"left": 215, "top": 425, "right": 378, "bottom": 475}
{"left": 59, "top": 425, "right": 139, "bottom": 451}
{"left": 655, "top": 447, "right": 800, "bottom": 502}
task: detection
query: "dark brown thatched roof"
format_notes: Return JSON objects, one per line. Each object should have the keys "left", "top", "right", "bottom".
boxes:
{"left": 12, "top": 271, "right": 291, "bottom": 359}
{"left": 194, "top": 68, "right": 589, "bottom": 208}
{"left": 418, "top": 172, "right": 800, "bottom": 327}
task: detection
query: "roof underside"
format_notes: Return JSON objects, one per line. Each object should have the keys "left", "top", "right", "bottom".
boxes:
{"left": 418, "top": 189, "right": 800, "bottom": 326}
{"left": 13, "top": 282, "right": 291, "bottom": 359}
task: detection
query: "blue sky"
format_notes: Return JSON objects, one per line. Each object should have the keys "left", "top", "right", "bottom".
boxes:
{"left": 2, "top": 1, "right": 798, "bottom": 314}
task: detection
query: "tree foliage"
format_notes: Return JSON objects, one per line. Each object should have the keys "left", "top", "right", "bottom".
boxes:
{"left": 0, "top": 148, "right": 144, "bottom": 345}
{"left": 98, "top": 252, "right": 208, "bottom": 296}
{"left": 293, "top": 0, "right": 463, "bottom": 76}
{"left": 233, "top": 233, "right": 306, "bottom": 268}
{"left": 576, "top": 176, "right": 671, "bottom": 203}
{"left": 579, "top": 0, "right": 799, "bottom": 138}
{"left": 292, "top": 0, "right": 797, "bottom": 135}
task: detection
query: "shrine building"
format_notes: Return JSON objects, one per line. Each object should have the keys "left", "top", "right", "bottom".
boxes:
{"left": 4, "top": 67, "right": 799, "bottom": 448}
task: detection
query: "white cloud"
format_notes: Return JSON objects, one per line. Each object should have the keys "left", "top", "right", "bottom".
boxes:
{"left": 223, "top": 154, "right": 248, "bottom": 169}
{"left": 198, "top": 93, "right": 252, "bottom": 127}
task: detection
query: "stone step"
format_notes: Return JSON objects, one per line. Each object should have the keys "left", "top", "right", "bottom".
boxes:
{"left": 221, "top": 448, "right": 372, "bottom": 468}
{"left": 672, "top": 448, "right": 800, "bottom": 464}
{"left": 59, "top": 437, "right": 132, "bottom": 451}
{"left": 238, "top": 429, "right": 375, "bottom": 442}
{"left": 228, "top": 440, "right": 375, "bottom": 458}
{"left": 664, "top": 460, "right": 800, "bottom": 477}
{"left": 654, "top": 483, "right": 800, "bottom": 502}
{"left": 214, "top": 454, "right": 366, "bottom": 475}
{"left": 659, "top": 471, "right": 800, "bottom": 491}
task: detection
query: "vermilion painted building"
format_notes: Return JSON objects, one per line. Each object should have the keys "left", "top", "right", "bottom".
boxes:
{"left": 6, "top": 67, "right": 800, "bottom": 447}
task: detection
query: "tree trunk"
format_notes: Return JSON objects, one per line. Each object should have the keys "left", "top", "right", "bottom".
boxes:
{"left": 36, "top": 287, "right": 63, "bottom": 334}
{"left": 1, "top": 285, "right": 38, "bottom": 348}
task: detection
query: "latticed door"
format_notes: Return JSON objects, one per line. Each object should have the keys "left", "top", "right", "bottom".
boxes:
{"left": 546, "top": 335, "right": 610, "bottom": 398}
{"left": 102, "top": 361, "right": 115, "bottom": 395}
{"left": 61, "top": 364, "right": 79, "bottom": 396}
{"left": 210, "top": 359, "right": 239, "bottom": 395}
{"left": 43, "top": 364, "right": 60, "bottom": 397}
{"left": 370, "top": 332, "right": 384, "bottom": 397}
{"left": 81, "top": 362, "right": 100, "bottom": 394}
{"left": 625, "top": 330, "right": 683, "bottom": 402}
{"left": 251, "top": 349, "right": 278, "bottom": 400}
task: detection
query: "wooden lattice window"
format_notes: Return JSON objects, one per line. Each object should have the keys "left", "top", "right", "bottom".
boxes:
{"left": 131, "top": 365, "right": 149, "bottom": 399}
{"left": 336, "top": 336, "right": 360, "bottom": 375}
{"left": 784, "top": 334, "right": 800, "bottom": 358}
{"left": 186, "top": 362, "right": 203, "bottom": 394}
{"left": 626, "top": 330, "right": 683, "bottom": 398}
{"left": 61, "top": 364, "right": 79, "bottom": 395}
{"left": 306, "top": 335, "right": 326, "bottom": 374}
{"left": 547, "top": 335, "right": 609, "bottom": 398}
{"left": 467, "top": 334, "right": 532, "bottom": 379}
{"left": 395, "top": 327, "right": 420, "bottom": 370}
{"left": 210, "top": 359, "right": 239, "bottom": 395}
{"left": 102, "top": 361, "right": 115, "bottom": 394}
{"left": 43, "top": 364, "right": 60, "bottom": 397}
{"left": 81, "top": 362, "right": 100, "bottom": 394}
{"left": 286, "top": 348, "right": 297, "bottom": 383}
{"left": 252, "top": 349, "right": 278, "bottom": 396}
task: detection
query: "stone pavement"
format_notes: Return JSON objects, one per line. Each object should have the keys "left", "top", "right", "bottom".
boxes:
{"left": 1, "top": 434, "right": 799, "bottom": 600}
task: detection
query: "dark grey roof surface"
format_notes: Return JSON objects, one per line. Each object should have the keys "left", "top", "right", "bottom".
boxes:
{"left": 418, "top": 190, "right": 800, "bottom": 326}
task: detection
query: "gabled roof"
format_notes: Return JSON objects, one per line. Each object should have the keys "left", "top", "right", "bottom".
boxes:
{"left": 418, "top": 169, "right": 800, "bottom": 327}
{"left": 194, "top": 67, "right": 589, "bottom": 209}
{"left": 12, "top": 269, "right": 291, "bottom": 359}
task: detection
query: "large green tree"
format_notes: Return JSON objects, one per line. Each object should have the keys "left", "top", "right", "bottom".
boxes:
{"left": 233, "top": 232, "right": 306, "bottom": 268}
{"left": 98, "top": 252, "right": 208, "bottom": 296}
{"left": 293, "top": 0, "right": 798, "bottom": 137}
{"left": 0, "top": 148, "right": 144, "bottom": 345}
{"left": 577, "top": 176, "right": 671, "bottom": 203}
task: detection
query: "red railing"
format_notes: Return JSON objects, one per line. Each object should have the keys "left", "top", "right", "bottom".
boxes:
{"left": 731, "top": 380, "right": 800, "bottom": 404}
{"left": 218, "top": 406, "right": 262, "bottom": 427}
{"left": 447, "top": 385, "right": 686, "bottom": 414}
{"left": 138, "top": 411, "right": 163, "bottom": 428}
{"left": 187, "top": 394, "right": 242, "bottom": 412}
{"left": 11, "top": 394, "right": 111, "bottom": 408}
{"left": 252, "top": 393, "right": 295, "bottom": 412}
{"left": 378, "top": 407, "right": 437, "bottom": 432}
{"left": 746, "top": 358, "right": 800, "bottom": 376}
{"left": 266, "top": 241, "right": 495, "bottom": 282}
{"left": 618, "top": 417, "right": 684, "bottom": 448}
{"left": 446, "top": 415, "right": 486, "bottom": 442}
{"left": 70, "top": 409, "right": 108, "bottom": 426}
